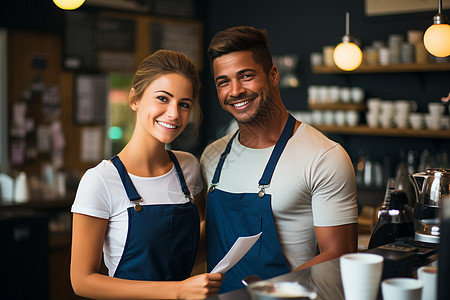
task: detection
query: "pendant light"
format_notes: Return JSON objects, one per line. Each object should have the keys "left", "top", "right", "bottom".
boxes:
{"left": 53, "top": 0, "right": 85, "bottom": 10}
{"left": 423, "top": 0, "right": 450, "bottom": 57}
{"left": 333, "top": 12, "right": 363, "bottom": 71}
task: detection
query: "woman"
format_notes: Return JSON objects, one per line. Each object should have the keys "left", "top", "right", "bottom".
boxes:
{"left": 70, "top": 50, "right": 224, "bottom": 299}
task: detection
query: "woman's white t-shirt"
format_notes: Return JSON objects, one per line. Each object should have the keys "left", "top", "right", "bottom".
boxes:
{"left": 71, "top": 151, "right": 204, "bottom": 276}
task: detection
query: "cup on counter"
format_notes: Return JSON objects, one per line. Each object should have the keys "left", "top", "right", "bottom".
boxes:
{"left": 395, "top": 100, "right": 418, "bottom": 114}
{"left": 307, "top": 86, "right": 319, "bottom": 105}
{"left": 334, "top": 110, "right": 346, "bottom": 127}
{"left": 417, "top": 266, "right": 437, "bottom": 300}
{"left": 327, "top": 86, "right": 340, "bottom": 103}
{"left": 382, "top": 278, "right": 423, "bottom": 300}
{"left": 380, "top": 101, "right": 395, "bottom": 117}
{"left": 394, "top": 113, "right": 409, "bottom": 129}
{"left": 311, "top": 110, "right": 323, "bottom": 126}
{"left": 340, "top": 253, "right": 384, "bottom": 300}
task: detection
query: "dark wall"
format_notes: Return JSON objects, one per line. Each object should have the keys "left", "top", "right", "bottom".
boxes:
{"left": 200, "top": 0, "right": 450, "bottom": 172}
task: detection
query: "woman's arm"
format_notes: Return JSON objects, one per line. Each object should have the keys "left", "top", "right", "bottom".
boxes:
{"left": 193, "top": 190, "right": 207, "bottom": 268}
{"left": 70, "top": 213, "right": 223, "bottom": 299}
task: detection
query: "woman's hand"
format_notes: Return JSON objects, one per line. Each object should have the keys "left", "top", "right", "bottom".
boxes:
{"left": 177, "top": 273, "right": 225, "bottom": 299}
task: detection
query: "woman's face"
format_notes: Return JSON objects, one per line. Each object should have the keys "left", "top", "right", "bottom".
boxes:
{"left": 131, "top": 73, "right": 193, "bottom": 144}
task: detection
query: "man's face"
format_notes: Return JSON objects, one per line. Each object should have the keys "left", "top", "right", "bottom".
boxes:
{"left": 212, "top": 50, "right": 277, "bottom": 124}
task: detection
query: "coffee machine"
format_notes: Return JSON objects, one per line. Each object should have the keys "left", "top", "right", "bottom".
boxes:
{"left": 409, "top": 168, "right": 450, "bottom": 243}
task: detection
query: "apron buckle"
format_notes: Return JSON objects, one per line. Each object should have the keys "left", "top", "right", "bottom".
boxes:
{"left": 209, "top": 183, "right": 218, "bottom": 193}
{"left": 131, "top": 199, "right": 143, "bottom": 212}
{"left": 185, "top": 194, "right": 195, "bottom": 204}
{"left": 258, "top": 184, "right": 270, "bottom": 198}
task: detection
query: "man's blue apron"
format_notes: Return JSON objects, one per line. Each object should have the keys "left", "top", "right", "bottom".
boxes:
{"left": 206, "top": 114, "right": 296, "bottom": 293}
{"left": 110, "top": 150, "right": 199, "bottom": 281}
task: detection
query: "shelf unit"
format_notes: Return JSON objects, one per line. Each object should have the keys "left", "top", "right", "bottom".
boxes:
{"left": 309, "top": 103, "right": 367, "bottom": 111}
{"left": 312, "top": 63, "right": 450, "bottom": 74}
{"left": 313, "top": 125, "right": 450, "bottom": 139}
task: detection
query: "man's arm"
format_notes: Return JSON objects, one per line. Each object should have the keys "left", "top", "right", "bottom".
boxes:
{"left": 293, "top": 223, "right": 358, "bottom": 271}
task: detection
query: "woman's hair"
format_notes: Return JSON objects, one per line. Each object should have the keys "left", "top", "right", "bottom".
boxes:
{"left": 129, "top": 49, "right": 202, "bottom": 133}
{"left": 207, "top": 26, "right": 273, "bottom": 73}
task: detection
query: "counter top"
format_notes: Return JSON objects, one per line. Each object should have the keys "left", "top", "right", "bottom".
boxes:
{"left": 208, "top": 258, "right": 344, "bottom": 300}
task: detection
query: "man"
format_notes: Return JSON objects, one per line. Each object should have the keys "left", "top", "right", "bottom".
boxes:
{"left": 200, "top": 25, "right": 358, "bottom": 293}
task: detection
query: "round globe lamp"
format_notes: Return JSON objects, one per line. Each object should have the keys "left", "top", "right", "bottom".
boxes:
{"left": 53, "top": 0, "right": 85, "bottom": 10}
{"left": 333, "top": 42, "right": 363, "bottom": 71}
{"left": 424, "top": 24, "right": 450, "bottom": 57}
{"left": 423, "top": 0, "right": 450, "bottom": 57}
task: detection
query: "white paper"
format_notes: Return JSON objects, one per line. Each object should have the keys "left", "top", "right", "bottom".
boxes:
{"left": 211, "top": 232, "right": 262, "bottom": 274}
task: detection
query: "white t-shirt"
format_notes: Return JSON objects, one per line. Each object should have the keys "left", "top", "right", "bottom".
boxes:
{"left": 200, "top": 122, "right": 358, "bottom": 270}
{"left": 71, "top": 151, "right": 204, "bottom": 276}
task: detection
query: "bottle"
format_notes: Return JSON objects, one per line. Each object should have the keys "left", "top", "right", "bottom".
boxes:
{"left": 14, "top": 171, "right": 29, "bottom": 203}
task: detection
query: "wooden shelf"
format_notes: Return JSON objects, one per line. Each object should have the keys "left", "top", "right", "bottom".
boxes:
{"left": 313, "top": 125, "right": 450, "bottom": 139}
{"left": 312, "top": 63, "right": 450, "bottom": 74}
{"left": 309, "top": 103, "right": 367, "bottom": 111}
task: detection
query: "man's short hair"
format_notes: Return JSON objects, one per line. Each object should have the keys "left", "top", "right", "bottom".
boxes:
{"left": 208, "top": 26, "right": 274, "bottom": 73}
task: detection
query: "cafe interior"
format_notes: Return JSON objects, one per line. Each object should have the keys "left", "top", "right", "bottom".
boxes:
{"left": 0, "top": 0, "right": 449, "bottom": 299}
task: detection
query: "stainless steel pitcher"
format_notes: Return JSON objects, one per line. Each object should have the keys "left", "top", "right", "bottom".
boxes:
{"left": 409, "top": 168, "right": 450, "bottom": 243}
{"left": 409, "top": 168, "right": 450, "bottom": 207}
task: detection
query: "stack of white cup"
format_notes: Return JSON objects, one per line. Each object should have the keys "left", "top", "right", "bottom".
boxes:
{"left": 425, "top": 102, "right": 445, "bottom": 130}
{"left": 366, "top": 98, "right": 382, "bottom": 128}
{"left": 394, "top": 100, "right": 417, "bottom": 129}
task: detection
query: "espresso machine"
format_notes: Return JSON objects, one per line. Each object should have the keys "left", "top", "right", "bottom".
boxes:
{"left": 409, "top": 168, "right": 450, "bottom": 243}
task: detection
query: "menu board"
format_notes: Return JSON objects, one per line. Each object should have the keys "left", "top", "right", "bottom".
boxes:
{"left": 151, "top": 21, "right": 202, "bottom": 69}
{"left": 64, "top": 10, "right": 98, "bottom": 71}
{"left": 74, "top": 74, "right": 108, "bottom": 125}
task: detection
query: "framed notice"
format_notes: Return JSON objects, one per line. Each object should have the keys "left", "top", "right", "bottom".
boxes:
{"left": 365, "top": 0, "right": 450, "bottom": 16}
{"left": 74, "top": 74, "right": 108, "bottom": 125}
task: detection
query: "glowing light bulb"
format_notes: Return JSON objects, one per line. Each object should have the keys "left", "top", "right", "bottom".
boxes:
{"left": 423, "top": 23, "right": 450, "bottom": 57}
{"left": 53, "top": 0, "right": 85, "bottom": 10}
{"left": 333, "top": 42, "right": 363, "bottom": 71}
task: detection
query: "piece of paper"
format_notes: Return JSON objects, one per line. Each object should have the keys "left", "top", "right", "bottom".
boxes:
{"left": 211, "top": 232, "right": 262, "bottom": 274}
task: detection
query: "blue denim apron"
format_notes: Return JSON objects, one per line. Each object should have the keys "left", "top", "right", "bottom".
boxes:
{"left": 206, "top": 114, "right": 295, "bottom": 293}
{"left": 111, "top": 150, "right": 199, "bottom": 281}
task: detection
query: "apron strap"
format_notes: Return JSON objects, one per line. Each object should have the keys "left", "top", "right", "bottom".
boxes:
{"left": 210, "top": 114, "right": 296, "bottom": 191}
{"left": 111, "top": 152, "right": 193, "bottom": 203}
{"left": 167, "top": 150, "right": 193, "bottom": 201}
{"left": 111, "top": 155, "right": 142, "bottom": 202}
{"left": 211, "top": 130, "right": 240, "bottom": 185}
{"left": 258, "top": 114, "right": 296, "bottom": 186}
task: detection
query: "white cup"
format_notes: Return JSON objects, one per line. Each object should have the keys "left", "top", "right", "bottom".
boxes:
{"left": 310, "top": 52, "right": 323, "bottom": 67}
{"left": 380, "top": 101, "right": 395, "bottom": 117}
{"left": 428, "top": 102, "right": 445, "bottom": 117}
{"left": 323, "top": 110, "right": 334, "bottom": 126}
{"left": 340, "top": 253, "right": 384, "bottom": 300}
{"left": 409, "top": 113, "right": 424, "bottom": 130}
{"left": 380, "top": 114, "right": 393, "bottom": 128}
{"left": 425, "top": 114, "right": 441, "bottom": 130}
{"left": 382, "top": 278, "right": 423, "bottom": 300}
{"left": 327, "top": 86, "right": 340, "bottom": 103}
{"left": 418, "top": 266, "right": 437, "bottom": 300}
{"left": 340, "top": 87, "right": 351, "bottom": 103}
{"left": 395, "top": 113, "right": 409, "bottom": 129}
{"left": 307, "top": 86, "right": 319, "bottom": 105}
{"left": 367, "top": 98, "right": 382, "bottom": 113}
{"left": 346, "top": 110, "right": 360, "bottom": 127}
{"left": 395, "top": 100, "right": 417, "bottom": 114}
{"left": 318, "top": 86, "right": 328, "bottom": 103}
{"left": 335, "top": 110, "right": 346, "bottom": 127}
{"left": 366, "top": 111, "right": 379, "bottom": 128}
{"left": 351, "top": 87, "right": 365, "bottom": 103}
{"left": 311, "top": 110, "right": 323, "bottom": 125}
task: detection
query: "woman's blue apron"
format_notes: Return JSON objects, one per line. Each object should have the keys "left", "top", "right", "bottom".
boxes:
{"left": 206, "top": 114, "right": 296, "bottom": 293}
{"left": 110, "top": 150, "right": 199, "bottom": 281}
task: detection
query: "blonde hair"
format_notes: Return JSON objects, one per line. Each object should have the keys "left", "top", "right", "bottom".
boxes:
{"left": 129, "top": 49, "right": 202, "bottom": 133}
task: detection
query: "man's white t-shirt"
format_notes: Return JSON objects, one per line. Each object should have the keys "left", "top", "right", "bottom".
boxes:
{"left": 200, "top": 122, "right": 358, "bottom": 270}
{"left": 71, "top": 151, "right": 204, "bottom": 276}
